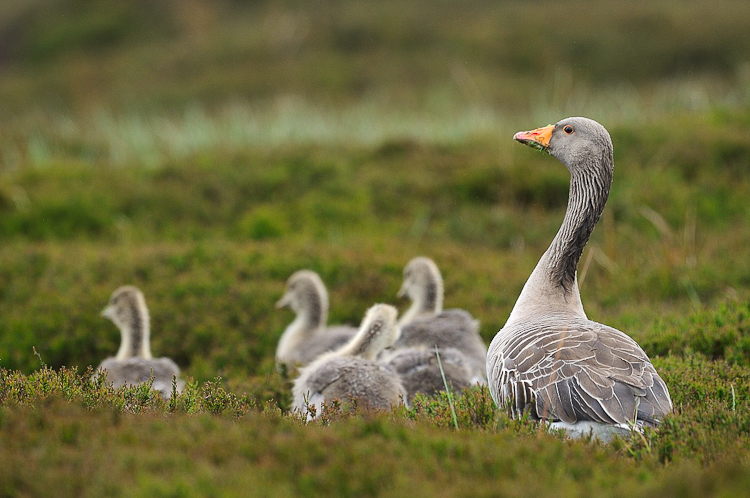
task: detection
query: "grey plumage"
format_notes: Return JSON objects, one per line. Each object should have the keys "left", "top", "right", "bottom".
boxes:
{"left": 96, "top": 357, "right": 183, "bottom": 398}
{"left": 385, "top": 347, "right": 475, "bottom": 404}
{"left": 95, "top": 286, "right": 184, "bottom": 399}
{"left": 392, "top": 257, "right": 487, "bottom": 387}
{"left": 293, "top": 326, "right": 358, "bottom": 365}
{"left": 488, "top": 117, "right": 672, "bottom": 439}
{"left": 276, "top": 270, "right": 357, "bottom": 368}
{"left": 487, "top": 315, "right": 671, "bottom": 426}
{"left": 393, "top": 309, "right": 487, "bottom": 382}
{"left": 296, "top": 356, "right": 406, "bottom": 415}
{"left": 293, "top": 304, "right": 407, "bottom": 418}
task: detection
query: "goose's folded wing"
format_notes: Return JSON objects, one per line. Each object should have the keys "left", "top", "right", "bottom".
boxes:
{"left": 492, "top": 320, "right": 672, "bottom": 425}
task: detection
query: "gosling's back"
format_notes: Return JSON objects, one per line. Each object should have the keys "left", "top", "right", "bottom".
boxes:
{"left": 393, "top": 309, "right": 487, "bottom": 379}
{"left": 97, "top": 357, "right": 183, "bottom": 398}
{"left": 293, "top": 356, "right": 406, "bottom": 414}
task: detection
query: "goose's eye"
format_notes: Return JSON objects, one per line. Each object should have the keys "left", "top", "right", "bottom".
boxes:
{"left": 563, "top": 125, "right": 574, "bottom": 135}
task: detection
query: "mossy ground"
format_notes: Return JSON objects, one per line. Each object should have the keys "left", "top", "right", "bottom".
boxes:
{"left": 1, "top": 0, "right": 750, "bottom": 496}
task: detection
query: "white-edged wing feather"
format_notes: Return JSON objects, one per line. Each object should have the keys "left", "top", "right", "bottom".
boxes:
{"left": 487, "top": 315, "right": 671, "bottom": 426}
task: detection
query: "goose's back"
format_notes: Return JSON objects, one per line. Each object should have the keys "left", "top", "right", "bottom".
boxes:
{"left": 487, "top": 315, "right": 672, "bottom": 426}
{"left": 96, "top": 357, "right": 184, "bottom": 398}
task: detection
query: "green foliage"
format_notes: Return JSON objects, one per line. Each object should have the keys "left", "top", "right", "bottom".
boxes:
{"left": 639, "top": 301, "right": 750, "bottom": 365}
{"left": 1, "top": 366, "right": 750, "bottom": 497}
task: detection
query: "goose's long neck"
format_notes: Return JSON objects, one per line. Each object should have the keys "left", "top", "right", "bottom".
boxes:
{"left": 115, "top": 304, "right": 152, "bottom": 360}
{"left": 508, "top": 150, "right": 612, "bottom": 322}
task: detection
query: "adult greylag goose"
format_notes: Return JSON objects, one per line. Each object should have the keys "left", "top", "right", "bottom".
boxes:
{"left": 292, "top": 304, "right": 407, "bottom": 419}
{"left": 275, "top": 270, "right": 357, "bottom": 369}
{"left": 391, "top": 257, "right": 487, "bottom": 382}
{"left": 486, "top": 117, "right": 672, "bottom": 441}
{"left": 96, "top": 286, "right": 184, "bottom": 399}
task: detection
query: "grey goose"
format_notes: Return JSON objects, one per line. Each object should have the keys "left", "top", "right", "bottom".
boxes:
{"left": 95, "top": 286, "right": 184, "bottom": 399}
{"left": 486, "top": 117, "right": 672, "bottom": 441}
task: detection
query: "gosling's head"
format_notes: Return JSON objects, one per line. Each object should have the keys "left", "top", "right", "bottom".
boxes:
{"left": 276, "top": 270, "right": 329, "bottom": 324}
{"left": 101, "top": 286, "right": 148, "bottom": 332}
{"left": 101, "top": 285, "right": 151, "bottom": 359}
{"left": 397, "top": 257, "right": 443, "bottom": 312}
{"left": 350, "top": 304, "right": 400, "bottom": 360}
{"left": 513, "top": 117, "right": 613, "bottom": 176}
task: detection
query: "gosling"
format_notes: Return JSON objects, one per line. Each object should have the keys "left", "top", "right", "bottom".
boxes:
{"left": 276, "top": 270, "right": 357, "bottom": 369}
{"left": 392, "top": 257, "right": 487, "bottom": 382}
{"left": 397, "top": 257, "right": 443, "bottom": 326}
{"left": 292, "top": 304, "right": 407, "bottom": 419}
{"left": 385, "top": 346, "right": 477, "bottom": 404}
{"left": 95, "top": 286, "right": 184, "bottom": 399}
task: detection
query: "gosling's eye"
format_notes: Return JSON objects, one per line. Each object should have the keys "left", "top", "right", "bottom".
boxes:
{"left": 563, "top": 125, "right": 574, "bottom": 135}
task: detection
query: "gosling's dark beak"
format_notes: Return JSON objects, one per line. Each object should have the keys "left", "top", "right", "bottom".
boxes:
{"left": 275, "top": 293, "right": 292, "bottom": 310}
{"left": 514, "top": 124, "right": 554, "bottom": 152}
{"left": 100, "top": 305, "right": 113, "bottom": 319}
{"left": 396, "top": 282, "right": 408, "bottom": 299}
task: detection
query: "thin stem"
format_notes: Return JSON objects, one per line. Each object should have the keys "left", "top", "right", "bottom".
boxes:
{"left": 435, "top": 345, "right": 458, "bottom": 430}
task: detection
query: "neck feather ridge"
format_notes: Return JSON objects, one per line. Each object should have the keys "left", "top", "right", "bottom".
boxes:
{"left": 507, "top": 145, "right": 612, "bottom": 322}
{"left": 547, "top": 156, "right": 611, "bottom": 293}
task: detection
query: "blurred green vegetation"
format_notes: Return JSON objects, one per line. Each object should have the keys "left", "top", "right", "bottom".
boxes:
{"left": 1, "top": 0, "right": 750, "bottom": 114}
{"left": 1, "top": 0, "right": 750, "bottom": 496}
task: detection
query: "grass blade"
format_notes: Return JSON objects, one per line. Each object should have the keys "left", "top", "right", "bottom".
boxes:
{"left": 435, "top": 345, "right": 459, "bottom": 430}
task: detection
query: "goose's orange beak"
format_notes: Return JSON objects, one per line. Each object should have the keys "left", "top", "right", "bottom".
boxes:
{"left": 513, "top": 124, "right": 554, "bottom": 152}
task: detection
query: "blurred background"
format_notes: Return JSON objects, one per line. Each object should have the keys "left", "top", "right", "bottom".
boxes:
{"left": 2, "top": 0, "right": 750, "bottom": 133}
{"left": 0, "top": 0, "right": 749, "bottom": 384}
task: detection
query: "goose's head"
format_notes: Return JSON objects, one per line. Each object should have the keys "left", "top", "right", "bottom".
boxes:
{"left": 513, "top": 117, "right": 613, "bottom": 175}
{"left": 101, "top": 286, "right": 148, "bottom": 332}
{"left": 351, "top": 304, "right": 400, "bottom": 360}
{"left": 276, "top": 270, "right": 328, "bottom": 318}
{"left": 397, "top": 257, "right": 443, "bottom": 308}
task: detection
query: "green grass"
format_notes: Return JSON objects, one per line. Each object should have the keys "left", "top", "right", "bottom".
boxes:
{"left": 1, "top": 363, "right": 749, "bottom": 497}
{"left": 1, "top": 0, "right": 750, "bottom": 495}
